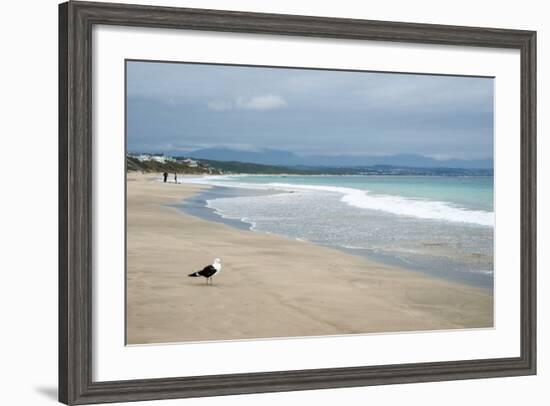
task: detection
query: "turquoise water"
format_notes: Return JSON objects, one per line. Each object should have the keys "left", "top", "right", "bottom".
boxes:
{"left": 179, "top": 175, "right": 494, "bottom": 288}
{"left": 219, "top": 175, "right": 494, "bottom": 212}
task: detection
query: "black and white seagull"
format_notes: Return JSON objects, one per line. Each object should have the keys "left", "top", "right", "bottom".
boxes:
{"left": 188, "top": 258, "right": 222, "bottom": 285}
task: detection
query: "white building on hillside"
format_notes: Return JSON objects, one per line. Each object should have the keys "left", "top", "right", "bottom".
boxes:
{"left": 134, "top": 154, "right": 151, "bottom": 162}
{"left": 183, "top": 158, "right": 198, "bottom": 167}
{"left": 151, "top": 155, "right": 168, "bottom": 163}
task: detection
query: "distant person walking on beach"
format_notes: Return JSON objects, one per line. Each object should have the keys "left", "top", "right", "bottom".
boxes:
{"left": 174, "top": 172, "right": 178, "bottom": 184}
{"left": 163, "top": 172, "right": 168, "bottom": 183}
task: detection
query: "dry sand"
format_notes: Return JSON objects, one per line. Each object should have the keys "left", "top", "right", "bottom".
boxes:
{"left": 126, "top": 173, "right": 493, "bottom": 344}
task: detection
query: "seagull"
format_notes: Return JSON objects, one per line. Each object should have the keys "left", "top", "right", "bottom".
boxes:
{"left": 188, "top": 258, "right": 222, "bottom": 285}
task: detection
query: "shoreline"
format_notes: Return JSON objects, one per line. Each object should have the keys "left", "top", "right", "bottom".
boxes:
{"left": 127, "top": 173, "right": 493, "bottom": 344}
{"left": 174, "top": 181, "right": 494, "bottom": 290}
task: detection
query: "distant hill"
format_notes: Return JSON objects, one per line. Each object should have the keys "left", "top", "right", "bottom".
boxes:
{"left": 195, "top": 159, "right": 318, "bottom": 175}
{"left": 203, "top": 161, "right": 492, "bottom": 176}
{"left": 187, "top": 148, "right": 493, "bottom": 169}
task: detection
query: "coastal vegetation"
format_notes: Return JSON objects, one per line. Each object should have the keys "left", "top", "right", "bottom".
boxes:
{"left": 126, "top": 155, "right": 493, "bottom": 176}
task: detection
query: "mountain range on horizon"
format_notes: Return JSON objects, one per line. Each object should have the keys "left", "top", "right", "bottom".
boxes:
{"left": 175, "top": 148, "right": 493, "bottom": 169}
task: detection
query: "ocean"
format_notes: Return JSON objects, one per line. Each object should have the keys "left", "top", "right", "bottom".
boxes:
{"left": 176, "top": 175, "right": 494, "bottom": 289}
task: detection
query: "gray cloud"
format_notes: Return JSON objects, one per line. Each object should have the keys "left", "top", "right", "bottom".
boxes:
{"left": 126, "top": 61, "right": 493, "bottom": 160}
{"left": 208, "top": 94, "right": 287, "bottom": 111}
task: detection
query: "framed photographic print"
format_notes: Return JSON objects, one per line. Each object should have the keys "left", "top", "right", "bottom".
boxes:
{"left": 59, "top": 1, "right": 536, "bottom": 404}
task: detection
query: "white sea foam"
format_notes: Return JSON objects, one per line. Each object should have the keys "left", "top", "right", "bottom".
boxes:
{"left": 205, "top": 198, "right": 257, "bottom": 230}
{"left": 263, "top": 182, "right": 494, "bottom": 227}
{"left": 182, "top": 177, "right": 494, "bottom": 227}
{"left": 342, "top": 188, "right": 493, "bottom": 227}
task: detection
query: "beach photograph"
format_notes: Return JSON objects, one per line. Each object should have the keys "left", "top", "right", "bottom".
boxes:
{"left": 126, "top": 60, "right": 494, "bottom": 345}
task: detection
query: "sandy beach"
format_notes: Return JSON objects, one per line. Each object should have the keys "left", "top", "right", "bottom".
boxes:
{"left": 126, "top": 173, "right": 493, "bottom": 345}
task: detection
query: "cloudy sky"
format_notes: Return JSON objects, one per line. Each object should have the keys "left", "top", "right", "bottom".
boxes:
{"left": 126, "top": 61, "right": 494, "bottom": 160}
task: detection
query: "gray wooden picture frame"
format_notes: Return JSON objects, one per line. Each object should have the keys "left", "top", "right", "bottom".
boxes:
{"left": 59, "top": 1, "right": 537, "bottom": 404}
